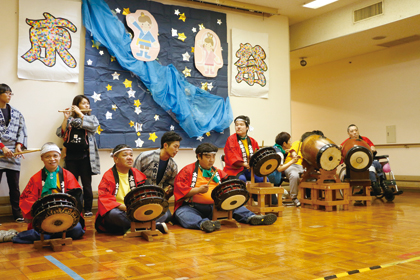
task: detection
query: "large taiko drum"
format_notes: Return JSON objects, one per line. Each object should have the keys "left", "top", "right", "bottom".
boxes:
{"left": 124, "top": 185, "right": 169, "bottom": 222}
{"left": 301, "top": 135, "right": 342, "bottom": 171}
{"left": 31, "top": 193, "right": 80, "bottom": 234}
{"left": 211, "top": 179, "right": 250, "bottom": 211}
{"left": 249, "top": 147, "right": 281, "bottom": 177}
{"left": 341, "top": 138, "right": 373, "bottom": 172}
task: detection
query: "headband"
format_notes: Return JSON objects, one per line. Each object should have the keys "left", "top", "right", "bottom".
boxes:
{"left": 110, "top": 147, "right": 133, "bottom": 157}
{"left": 41, "top": 144, "right": 61, "bottom": 155}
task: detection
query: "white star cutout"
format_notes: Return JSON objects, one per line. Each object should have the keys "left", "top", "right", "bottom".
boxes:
{"left": 197, "top": 136, "right": 204, "bottom": 141}
{"left": 87, "top": 59, "right": 93, "bottom": 65}
{"left": 220, "top": 131, "right": 224, "bottom": 134}
{"left": 127, "top": 88, "right": 136, "bottom": 98}
{"left": 217, "top": 19, "right": 222, "bottom": 25}
{"left": 115, "top": 8, "right": 121, "bottom": 13}
{"left": 154, "top": 115, "right": 159, "bottom": 121}
{"left": 182, "top": 52, "right": 190, "bottom": 61}
{"left": 112, "top": 104, "right": 117, "bottom": 110}
{"left": 249, "top": 125, "right": 254, "bottom": 132}
{"left": 99, "top": 50, "right": 104, "bottom": 55}
{"left": 135, "top": 123, "right": 143, "bottom": 132}
{"left": 170, "top": 125, "right": 175, "bottom": 131}
{"left": 92, "top": 91, "right": 101, "bottom": 102}
{"left": 134, "top": 107, "right": 142, "bottom": 115}
{"left": 208, "top": 82, "right": 214, "bottom": 91}
{"left": 171, "top": 28, "right": 178, "bottom": 37}
{"left": 174, "top": 9, "right": 180, "bottom": 15}
{"left": 192, "top": 27, "right": 197, "bottom": 33}
{"left": 105, "top": 111, "right": 112, "bottom": 119}
{"left": 112, "top": 72, "right": 120, "bottom": 80}
{"left": 135, "top": 138, "right": 144, "bottom": 148}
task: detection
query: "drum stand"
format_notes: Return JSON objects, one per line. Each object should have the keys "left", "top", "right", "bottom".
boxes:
{"left": 34, "top": 231, "right": 72, "bottom": 252}
{"left": 124, "top": 221, "right": 162, "bottom": 242}
{"left": 298, "top": 165, "right": 350, "bottom": 211}
{"left": 246, "top": 168, "right": 284, "bottom": 217}
{"left": 345, "top": 169, "right": 372, "bottom": 206}
{"left": 212, "top": 207, "right": 240, "bottom": 228}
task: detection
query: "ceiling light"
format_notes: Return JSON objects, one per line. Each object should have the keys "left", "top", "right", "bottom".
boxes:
{"left": 303, "top": 0, "right": 338, "bottom": 9}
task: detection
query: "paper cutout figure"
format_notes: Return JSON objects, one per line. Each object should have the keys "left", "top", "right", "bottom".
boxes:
{"left": 234, "top": 43, "right": 267, "bottom": 86}
{"left": 126, "top": 10, "right": 160, "bottom": 61}
{"left": 21, "top": 12, "right": 77, "bottom": 68}
{"left": 194, "top": 29, "right": 223, "bottom": 78}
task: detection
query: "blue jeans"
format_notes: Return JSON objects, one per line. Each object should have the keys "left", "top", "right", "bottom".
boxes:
{"left": 13, "top": 222, "right": 85, "bottom": 244}
{"left": 238, "top": 169, "right": 265, "bottom": 201}
{"left": 175, "top": 203, "right": 255, "bottom": 230}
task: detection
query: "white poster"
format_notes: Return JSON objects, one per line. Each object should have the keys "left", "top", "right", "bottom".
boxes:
{"left": 231, "top": 28, "right": 269, "bottom": 98}
{"left": 18, "top": 0, "right": 81, "bottom": 83}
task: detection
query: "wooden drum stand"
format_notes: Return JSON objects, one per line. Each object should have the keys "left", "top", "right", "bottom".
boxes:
{"left": 124, "top": 220, "right": 162, "bottom": 242}
{"left": 34, "top": 231, "right": 72, "bottom": 252}
{"left": 345, "top": 169, "right": 373, "bottom": 206}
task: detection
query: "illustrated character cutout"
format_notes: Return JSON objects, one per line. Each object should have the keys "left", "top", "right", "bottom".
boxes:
{"left": 126, "top": 10, "right": 160, "bottom": 62}
{"left": 21, "top": 12, "right": 77, "bottom": 68}
{"left": 194, "top": 29, "right": 223, "bottom": 78}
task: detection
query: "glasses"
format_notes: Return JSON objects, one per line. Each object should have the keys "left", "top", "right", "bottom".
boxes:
{"left": 2, "top": 92, "right": 14, "bottom": 96}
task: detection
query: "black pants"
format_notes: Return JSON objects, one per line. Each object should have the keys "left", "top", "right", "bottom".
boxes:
{"left": 65, "top": 157, "right": 93, "bottom": 212}
{"left": 0, "top": 169, "right": 22, "bottom": 219}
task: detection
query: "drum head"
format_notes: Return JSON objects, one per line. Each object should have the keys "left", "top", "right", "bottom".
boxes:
{"left": 346, "top": 147, "right": 372, "bottom": 171}
{"left": 33, "top": 205, "right": 80, "bottom": 234}
{"left": 318, "top": 145, "right": 342, "bottom": 171}
{"left": 31, "top": 193, "right": 77, "bottom": 218}
{"left": 212, "top": 179, "right": 249, "bottom": 211}
{"left": 132, "top": 203, "right": 164, "bottom": 222}
{"left": 251, "top": 148, "right": 281, "bottom": 177}
{"left": 220, "top": 194, "right": 248, "bottom": 211}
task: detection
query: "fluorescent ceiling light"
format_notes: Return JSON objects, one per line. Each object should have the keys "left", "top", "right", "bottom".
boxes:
{"left": 303, "top": 0, "right": 338, "bottom": 9}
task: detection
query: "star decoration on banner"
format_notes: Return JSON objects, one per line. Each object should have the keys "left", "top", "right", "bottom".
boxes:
{"left": 182, "top": 52, "right": 190, "bottom": 61}
{"left": 127, "top": 88, "right": 136, "bottom": 98}
{"left": 220, "top": 131, "right": 224, "bottom": 134}
{"left": 106, "top": 84, "right": 112, "bottom": 91}
{"left": 135, "top": 138, "right": 144, "bottom": 147}
{"left": 192, "top": 27, "right": 197, "bottom": 33}
{"left": 179, "top": 13, "right": 186, "bottom": 22}
{"left": 123, "top": 79, "right": 132, "bottom": 88}
{"left": 208, "top": 82, "right": 214, "bottom": 91}
{"left": 135, "top": 123, "right": 143, "bottom": 132}
{"left": 99, "top": 50, "right": 104, "bottom": 55}
{"left": 87, "top": 59, "right": 93, "bottom": 65}
{"left": 174, "top": 9, "right": 180, "bottom": 15}
{"left": 217, "top": 19, "right": 222, "bottom": 25}
{"left": 110, "top": 56, "right": 116, "bottom": 62}
{"left": 170, "top": 125, "right": 175, "bottom": 131}
{"left": 206, "top": 132, "right": 211, "bottom": 137}
{"left": 112, "top": 104, "right": 117, "bottom": 111}
{"left": 178, "top": 33, "right": 187, "bottom": 42}
{"left": 96, "top": 125, "right": 103, "bottom": 134}
{"left": 129, "top": 120, "right": 134, "bottom": 127}
{"left": 112, "top": 72, "right": 120, "bottom": 80}
{"left": 137, "top": 132, "right": 141, "bottom": 136}
{"left": 191, "top": 47, "right": 194, "bottom": 53}
{"left": 199, "top": 24, "right": 205, "bottom": 30}
{"left": 182, "top": 67, "right": 191, "bottom": 77}
{"left": 171, "top": 28, "right": 178, "bottom": 37}
{"left": 105, "top": 111, "right": 112, "bottom": 119}
{"left": 91, "top": 40, "right": 100, "bottom": 49}
{"left": 134, "top": 107, "right": 142, "bottom": 115}
{"left": 154, "top": 115, "right": 159, "bottom": 121}
{"left": 149, "top": 132, "right": 158, "bottom": 142}
{"left": 134, "top": 99, "right": 141, "bottom": 107}
{"left": 122, "top": 8, "right": 131, "bottom": 15}
{"left": 115, "top": 8, "right": 121, "bottom": 13}
{"left": 197, "top": 136, "right": 204, "bottom": 141}
{"left": 92, "top": 92, "right": 101, "bottom": 102}
{"left": 201, "top": 82, "right": 208, "bottom": 91}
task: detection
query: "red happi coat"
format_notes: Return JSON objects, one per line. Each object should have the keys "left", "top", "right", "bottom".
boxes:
{"left": 173, "top": 161, "right": 228, "bottom": 212}
{"left": 223, "top": 133, "right": 259, "bottom": 176}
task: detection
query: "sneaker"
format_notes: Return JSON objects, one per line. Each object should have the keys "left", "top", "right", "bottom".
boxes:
{"left": 0, "top": 229, "right": 19, "bottom": 243}
{"left": 84, "top": 212, "right": 93, "bottom": 217}
{"left": 156, "top": 222, "right": 169, "bottom": 234}
{"left": 248, "top": 213, "right": 278, "bottom": 225}
{"left": 15, "top": 217, "right": 24, "bottom": 223}
{"left": 292, "top": 198, "right": 301, "bottom": 207}
{"left": 213, "top": 220, "right": 221, "bottom": 230}
{"left": 200, "top": 220, "right": 219, "bottom": 233}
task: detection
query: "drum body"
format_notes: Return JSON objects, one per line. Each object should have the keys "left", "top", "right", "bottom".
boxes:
{"left": 211, "top": 179, "right": 249, "bottom": 211}
{"left": 124, "top": 185, "right": 169, "bottom": 222}
{"left": 31, "top": 193, "right": 80, "bottom": 234}
{"left": 249, "top": 147, "right": 281, "bottom": 177}
{"left": 341, "top": 138, "right": 373, "bottom": 172}
{"left": 301, "top": 135, "right": 341, "bottom": 171}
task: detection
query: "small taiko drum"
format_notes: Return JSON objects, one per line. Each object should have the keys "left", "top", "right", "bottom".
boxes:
{"left": 301, "top": 135, "right": 342, "bottom": 171}
{"left": 249, "top": 147, "right": 281, "bottom": 177}
{"left": 341, "top": 138, "right": 373, "bottom": 172}
{"left": 124, "top": 185, "right": 169, "bottom": 222}
{"left": 211, "top": 179, "right": 250, "bottom": 211}
{"left": 31, "top": 193, "right": 80, "bottom": 234}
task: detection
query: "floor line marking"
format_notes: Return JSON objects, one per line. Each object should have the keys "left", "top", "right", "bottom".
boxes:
{"left": 45, "top": 255, "right": 84, "bottom": 280}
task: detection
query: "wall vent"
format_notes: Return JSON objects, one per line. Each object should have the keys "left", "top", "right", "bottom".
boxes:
{"left": 354, "top": 2, "right": 383, "bottom": 22}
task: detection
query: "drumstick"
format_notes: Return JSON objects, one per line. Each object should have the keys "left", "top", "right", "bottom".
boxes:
{"left": 0, "top": 149, "right": 41, "bottom": 158}
{"left": 206, "top": 171, "right": 218, "bottom": 186}
{"left": 58, "top": 109, "right": 92, "bottom": 112}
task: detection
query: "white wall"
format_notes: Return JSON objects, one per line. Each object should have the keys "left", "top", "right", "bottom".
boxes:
{"left": 0, "top": 0, "right": 291, "bottom": 196}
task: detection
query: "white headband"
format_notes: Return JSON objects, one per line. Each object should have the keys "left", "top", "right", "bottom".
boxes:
{"left": 41, "top": 144, "right": 61, "bottom": 156}
{"left": 202, "top": 152, "right": 217, "bottom": 154}
{"left": 110, "top": 147, "right": 133, "bottom": 157}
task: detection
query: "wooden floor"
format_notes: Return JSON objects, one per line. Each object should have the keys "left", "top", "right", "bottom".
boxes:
{"left": 1, "top": 191, "right": 420, "bottom": 280}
